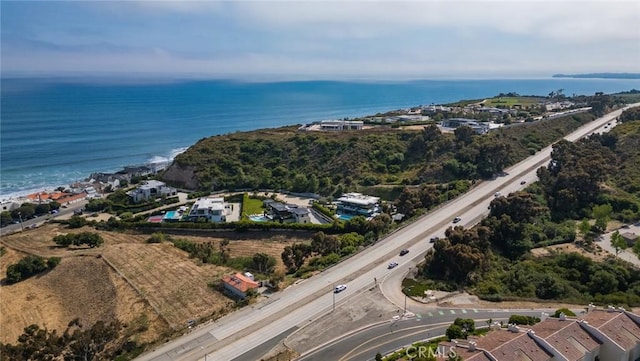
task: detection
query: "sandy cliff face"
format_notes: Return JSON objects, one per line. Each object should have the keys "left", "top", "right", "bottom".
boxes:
{"left": 161, "top": 163, "right": 199, "bottom": 189}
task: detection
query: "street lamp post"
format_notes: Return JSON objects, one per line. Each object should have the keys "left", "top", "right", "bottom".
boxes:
{"left": 403, "top": 286, "right": 413, "bottom": 315}
{"left": 18, "top": 212, "right": 24, "bottom": 232}
{"left": 332, "top": 284, "right": 335, "bottom": 312}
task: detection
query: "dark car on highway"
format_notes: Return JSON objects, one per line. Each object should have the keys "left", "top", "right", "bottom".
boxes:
{"left": 399, "top": 249, "right": 409, "bottom": 256}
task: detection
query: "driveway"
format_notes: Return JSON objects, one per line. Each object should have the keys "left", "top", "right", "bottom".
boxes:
{"left": 598, "top": 223, "right": 640, "bottom": 267}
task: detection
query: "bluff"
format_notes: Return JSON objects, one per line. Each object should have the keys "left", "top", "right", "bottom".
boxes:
{"left": 161, "top": 112, "right": 597, "bottom": 197}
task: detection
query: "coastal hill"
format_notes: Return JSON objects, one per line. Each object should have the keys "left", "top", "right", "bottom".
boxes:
{"left": 161, "top": 112, "right": 597, "bottom": 197}
{"left": 552, "top": 73, "right": 640, "bottom": 79}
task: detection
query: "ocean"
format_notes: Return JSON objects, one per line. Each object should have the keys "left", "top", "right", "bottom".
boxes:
{"left": 2, "top": 77, "right": 639, "bottom": 198}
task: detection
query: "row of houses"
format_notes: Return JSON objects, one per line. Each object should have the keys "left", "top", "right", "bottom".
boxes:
{"left": 1, "top": 190, "right": 94, "bottom": 212}
{"left": 440, "top": 306, "right": 640, "bottom": 361}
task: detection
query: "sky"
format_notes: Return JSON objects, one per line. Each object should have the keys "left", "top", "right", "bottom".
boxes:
{"left": 1, "top": 0, "right": 640, "bottom": 80}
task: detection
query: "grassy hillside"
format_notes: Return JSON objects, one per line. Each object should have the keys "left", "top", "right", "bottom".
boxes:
{"left": 163, "top": 113, "right": 595, "bottom": 197}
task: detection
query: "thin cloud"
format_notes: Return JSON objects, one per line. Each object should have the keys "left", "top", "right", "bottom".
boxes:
{"left": 1, "top": 0, "right": 639, "bottom": 79}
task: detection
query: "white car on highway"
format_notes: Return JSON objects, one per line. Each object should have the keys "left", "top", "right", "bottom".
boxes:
{"left": 334, "top": 284, "right": 347, "bottom": 293}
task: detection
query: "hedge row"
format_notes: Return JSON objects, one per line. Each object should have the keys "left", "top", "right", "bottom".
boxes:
{"left": 101, "top": 219, "right": 344, "bottom": 233}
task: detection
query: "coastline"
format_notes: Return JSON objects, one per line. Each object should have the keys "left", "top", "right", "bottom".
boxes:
{"left": 3, "top": 78, "right": 640, "bottom": 200}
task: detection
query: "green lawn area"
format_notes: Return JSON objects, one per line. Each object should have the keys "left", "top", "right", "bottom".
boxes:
{"left": 483, "top": 96, "right": 543, "bottom": 107}
{"left": 241, "top": 195, "right": 264, "bottom": 217}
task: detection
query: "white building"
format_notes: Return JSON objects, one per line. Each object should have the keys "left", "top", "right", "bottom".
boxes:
{"left": 1, "top": 200, "right": 20, "bottom": 212}
{"left": 319, "top": 120, "right": 364, "bottom": 131}
{"left": 440, "top": 118, "right": 491, "bottom": 134}
{"left": 336, "top": 193, "right": 380, "bottom": 217}
{"left": 188, "top": 197, "right": 230, "bottom": 222}
{"left": 128, "top": 180, "right": 177, "bottom": 203}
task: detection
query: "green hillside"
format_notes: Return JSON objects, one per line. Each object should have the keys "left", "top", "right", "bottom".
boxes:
{"left": 163, "top": 113, "right": 596, "bottom": 198}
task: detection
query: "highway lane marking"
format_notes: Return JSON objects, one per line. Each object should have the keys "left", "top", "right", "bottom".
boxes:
{"left": 461, "top": 309, "right": 467, "bottom": 314}
{"left": 337, "top": 324, "right": 449, "bottom": 361}
{"left": 450, "top": 310, "right": 456, "bottom": 314}
{"left": 427, "top": 312, "right": 433, "bottom": 317}
{"left": 438, "top": 310, "right": 444, "bottom": 315}
{"left": 473, "top": 309, "right": 478, "bottom": 313}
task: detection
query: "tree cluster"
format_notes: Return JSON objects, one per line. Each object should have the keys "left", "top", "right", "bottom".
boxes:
{"left": 423, "top": 226, "right": 491, "bottom": 285}
{"left": 395, "top": 181, "right": 470, "bottom": 218}
{"left": 6, "top": 255, "right": 60, "bottom": 284}
{"left": 53, "top": 232, "right": 104, "bottom": 248}
{"left": 476, "top": 252, "right": 640, "bottom": 306}
{"left": 281, "top": 231, "right": 369, "bottom": 273}
{"left": 0, "top": 319, "right": 123, "bottom": 361}
{"left": 537, "top": 139, "right": 617, "bottom": 220}
{"left": 445, "top": 318, "right": 476, "bottom": 340}
{"left": 482, "top": 192, "right": 549, "bottom": 259}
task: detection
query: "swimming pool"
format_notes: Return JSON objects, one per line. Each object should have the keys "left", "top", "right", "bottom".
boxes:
{"left": 337, "top": 214, "right": 354, "bottom": 221}
{"left": 165, "top": 211, "right": 177, "bottom": 218}
{"left": 249, "top": 215, "right": 270, "bottom": 222}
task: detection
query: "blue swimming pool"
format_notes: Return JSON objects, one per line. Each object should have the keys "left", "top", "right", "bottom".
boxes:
{"left": 249, "top": 215, "right": 270, "bottom": 222}
{"left": 337, "top": 214, "right": 354, "bottom": 221}
{"left": 165, "top": 211, "right": 177, "bottom": 218}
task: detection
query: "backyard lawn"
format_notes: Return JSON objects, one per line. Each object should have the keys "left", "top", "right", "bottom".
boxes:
{"left": 241, "top": 194, "right": 265, "bottom": 217}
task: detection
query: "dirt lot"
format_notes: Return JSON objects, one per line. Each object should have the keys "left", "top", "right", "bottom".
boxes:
{"left": 0, "top": 223, "right": 311, "bottom": 347}
{"left": 0, "top": 246, "right": 164, "bottom": 345}
{"left": 531, "top": 242, "right": 609, "bottom": 262}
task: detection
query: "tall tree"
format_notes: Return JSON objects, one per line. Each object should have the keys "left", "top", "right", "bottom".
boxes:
{"left": 611, "top": 231, "right": 627, "bottom": 255}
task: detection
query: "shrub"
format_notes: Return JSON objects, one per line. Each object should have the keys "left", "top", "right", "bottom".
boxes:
{"left": 67, "top": 216, "right": 88, "bottom": 229}
{"left": 147, "top": 232, "right": 167, "bottom": 243}
{"left": 553, "top": 308, "right": 576, "bottom": 318}
{"left": 508, "top": 315, "right": 540, "bottom": 325}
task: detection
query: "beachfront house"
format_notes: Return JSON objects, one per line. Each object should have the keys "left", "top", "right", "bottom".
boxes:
{"left": 319, "top": 120, "right": 364, "bottom": 131}
{"left": 440, "top": 118, "right": 490, "bottom": 134}
{"left": 222, "top": 272, "right": 259, "bottom": 300}
{"left": 263, "top": 200, "right": 311, "bottom": 224}
{"left": 336, "top": 193, "right": 380, "bottom": 218}
{"left": 1, "top": 200, "right": 20, "bottom": 212}
{"left": 187, "top": 197, "right": 230, "bottom": 222}
{"left": 128, "top": 180, "right": 177, "bottom": 203}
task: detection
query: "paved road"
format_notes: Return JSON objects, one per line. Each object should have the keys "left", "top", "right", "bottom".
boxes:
{"left": 136, "top": 104, "right": 638, "bottom": 361}
{"left": 598, "top": 223, "right": 640, "bottom": 267}
{"left": 0, "top": 199, "right": 88, "bottom": 236}
{"left": 298, "top": 309, "right": 546, "bottom": 361}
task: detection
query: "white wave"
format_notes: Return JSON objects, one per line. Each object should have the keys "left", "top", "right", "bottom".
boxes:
{"left": 148, "top": 155, "right": 170, "bottom": 164}
{"left": 169, "top": 146, "right": 188, "bottom": 159}
{"left": 148, "top": 147, "right": 188, "bottom": 165}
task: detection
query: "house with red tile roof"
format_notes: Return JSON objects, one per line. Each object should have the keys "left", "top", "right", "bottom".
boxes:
{"left": 440, "top": 307, "right": 640, "bottom": 361}
{"left": 222, "top": 273, "right": 259, "bottom": 300}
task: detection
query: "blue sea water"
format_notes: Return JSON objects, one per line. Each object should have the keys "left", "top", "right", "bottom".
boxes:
{"left": 2, "top": 77, "right": 639, "bottom": 198}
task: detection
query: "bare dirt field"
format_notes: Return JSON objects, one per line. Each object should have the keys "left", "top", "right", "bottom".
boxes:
{"left": 102, "top": 242, "right": 233, "bottom": 328}
{"left": 531, "top": 242, "right": 609, "bottom": 262}
{"left": 0, "top": 223, "right": 312, "bottom": 347}
{"left": 0, "top": 246, "right": 164, "bottom": 345}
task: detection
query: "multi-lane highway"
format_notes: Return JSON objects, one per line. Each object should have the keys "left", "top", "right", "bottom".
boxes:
{"left": 298, "top": 310, "right": 548, "bottom": 361}
{"left": 137, "top": 104, "right": 638, "bottom": 361}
